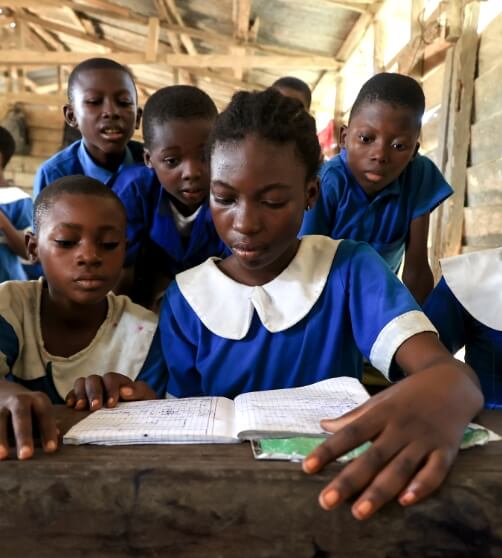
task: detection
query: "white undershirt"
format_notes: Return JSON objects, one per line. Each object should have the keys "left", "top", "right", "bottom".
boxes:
{"left": 169, "top": 202, "right": 202, "bottom": 237}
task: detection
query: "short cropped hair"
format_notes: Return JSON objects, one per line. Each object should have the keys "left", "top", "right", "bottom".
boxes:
{"left": 272, "top": 76, "right": 312, "bottom": 109}
{"left": 209, "top": 89, "right": 320, "bottom": 181}
{"left": 33, "top": 175, "right": 126, "bottom": 233}
{"left": 142, "top": 85, "right": 218, "bottom": 149}
{"left": 349, "top": 72, "right": 425, "bottom": 125}
{"left": 67, "top": 58, "right": 137, "bottom": 104}
{"left": 0, "top": 126, "right": 16, "bottom": 168}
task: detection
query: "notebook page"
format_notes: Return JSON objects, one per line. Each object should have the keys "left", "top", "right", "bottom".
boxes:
{"left": 233, "top": 377, "right": 369, "bottom": 439}
{"left": 63, "top": 397, "right": 237, "bottom": 445}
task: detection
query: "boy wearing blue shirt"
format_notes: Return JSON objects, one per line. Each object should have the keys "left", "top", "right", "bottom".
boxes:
{"left": 113, "top": 85, "right": 226, "bottom": 309}
{"left": 300, "top": 73, "right": 453, "bottom": 304}
{"left": 424, "top": 247, "right": 502, "bottom": 408}
{"left": 0, "top": 126, "right": 32, "bottom": 281}
{"left": 33, "top": 57, "right": 143, "bottom": 197}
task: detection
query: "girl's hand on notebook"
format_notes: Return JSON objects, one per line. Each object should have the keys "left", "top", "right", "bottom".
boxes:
{"left": 65, "top": 372, "right": 158, "bottom": 411}
{"left": 0, "top": 381, "right": 58, "bottom": 460}
{"left": 303, "top": 333, "right": 483, "bottom": 520}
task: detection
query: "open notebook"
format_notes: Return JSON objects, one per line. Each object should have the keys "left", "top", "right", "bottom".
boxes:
{"left": 63, "top": 377, "right": 369, "bottom": 445}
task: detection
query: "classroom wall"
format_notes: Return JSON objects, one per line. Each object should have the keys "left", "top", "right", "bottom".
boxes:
{"left": 465, "top": 13, "right": 502, "bottom": 251}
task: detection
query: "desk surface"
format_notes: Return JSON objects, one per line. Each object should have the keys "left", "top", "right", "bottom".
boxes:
{"left": 2, "top": 408, "right": 502, "bottom": 558}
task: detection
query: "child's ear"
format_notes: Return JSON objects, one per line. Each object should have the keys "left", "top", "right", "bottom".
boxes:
{"left": 25, "top": 231, "right": 39, "bottom": 263}
{"left": 305, "top": 176, "right": 320, "bottom": 211}
{"left": 339, "top": 125, "right": 347, "bottom": 148}
{"left": 135, "top": 107, "right": 143, "bottom": 130}
{"left": 63, "top": 104, "right": 79, "bottom": 129}
{"left": 143, "top": 148, "right": 153, "bottom": 168}
{"left": 412, "top": 142, "right": 420, "bottom": 159}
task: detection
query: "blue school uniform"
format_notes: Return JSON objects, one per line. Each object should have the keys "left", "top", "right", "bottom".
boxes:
{"left": 160, "top": 235, "right": 436, "bottom": 399}
{"left": 32, "top": 139, "right": 144, "bottom": 197}
{"left": 300, "top": 150, "right": 453, "bottom": 272}
{"left": 0, "top": 187, "right": 32, "bottom": 282}
{"left": 424, "top": 248, "right": 502, "bottom": 409}
{"left": 0, "top": 279, "right": 167, "bottom": 403}
{"left": 113, "top": 164, "right": 226, "bottom": 277}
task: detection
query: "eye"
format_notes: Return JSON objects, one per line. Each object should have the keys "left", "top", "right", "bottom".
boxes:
{"left": 118, "top": 98, "right": 134, "bottom": 107}
{"left": 163, "top": 157, "right": 179, "bottom": 168}
{"left": 211, "top": 193, "right": 234, "bottom": 206}
{"left": 54, "top": 239, "right": 77, "bottom": 248}
{"left": 262, "top": 200, "right": 287, "bottom": 208}
{"left": 391, "top": 142, "right": 407, "bottom": 151}
{"left": 359, "top": 134, "right": 372, "bottom": 144}
{"left": 101, "top": 241, "right": 120, "bottom": 250}
{"left": 84, "top": 98, "right": 101, "bottom": 105}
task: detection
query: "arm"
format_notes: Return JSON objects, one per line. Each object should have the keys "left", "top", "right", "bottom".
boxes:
{"left": 402, "top": 213, "right": 434, "bottom": 304}
{"left": 0, "top": 210, "right": 28, "bottom": 258}
{"left": 304, "top": 333, "right": 483, "bottom": 519}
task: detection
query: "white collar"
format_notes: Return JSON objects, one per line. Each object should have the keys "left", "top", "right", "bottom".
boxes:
{"left": 441, "top": 247, "right": 502, "bottom": 330}
{"left": 176, "top": 235, "right": 341, "bottom": 339}
{"left": 0, "top": 186, "right": 30, "bottom": 204}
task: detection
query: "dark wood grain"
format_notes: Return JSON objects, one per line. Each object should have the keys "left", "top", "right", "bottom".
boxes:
{"left": 1, "top": 407, "right": 502, "bottom": 558}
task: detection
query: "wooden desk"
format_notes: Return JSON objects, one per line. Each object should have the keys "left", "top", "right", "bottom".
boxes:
{"left": 2, "top": 408, "right": 502, "bottom": 558}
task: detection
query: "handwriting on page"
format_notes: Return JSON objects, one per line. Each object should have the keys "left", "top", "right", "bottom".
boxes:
{"left": 235, "top": 377, "right": 369, "bottom": 436}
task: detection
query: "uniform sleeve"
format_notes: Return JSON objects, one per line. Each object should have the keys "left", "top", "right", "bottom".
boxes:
{"left": 299, "top": 162, "right": 341, "bottom": 236}
{"left": 410, "top": 156, "right": 453, "bottom": 220}
{"left": 32, "top": 165, "right": 49, "bottom": 199}
{"left": 341, "top": 241, "right": 437, "bottom": 378}
{"left": 113, "top": 171, "right": 150, "bottom": 266}
{"left": 135, "top": 328, "right": 169, "bottom": 397}
{"left": 12, "top": 197, "right": 33, "bottom": 230}
{"left": 159, "top": 284, "right": 204, "bottom": 398}
{"left": 423, "top": 276, "right": 467, "bottom": 354}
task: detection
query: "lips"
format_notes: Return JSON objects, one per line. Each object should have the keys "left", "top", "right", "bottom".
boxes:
{"left": 364, "top": 171, "right": 386, "bottom": 183}
{"left": 180, "top": 188, "right": 205, "bottom": 202}
{"left": 74, "top": 276, "right": 107, "bottom": 290}
{"left": 232, "top": 243, "right": 265, "bottom": 259}
{"left": 100, "top": 127, "right": 125, "bottom": 141}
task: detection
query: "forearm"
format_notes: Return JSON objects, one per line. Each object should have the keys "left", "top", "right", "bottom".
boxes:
{"left": 0, "top": 215, "right": 28, "bottom": 258}
{"left": 402, "top": 265, "right": 434, "bottom": 305}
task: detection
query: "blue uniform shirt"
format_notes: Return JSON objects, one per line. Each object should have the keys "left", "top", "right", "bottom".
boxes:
{"left": 300, "top": 150, "right": 453, "bottom": 272}
{"left": 424, "top": 249, "right": 502, "bottom": 409}
{"left": 0, "top": 187, "right": 32, "bottom": 282}
{"left": 113, "top": 164, "right": 227, "bottom": 277}
{"left": 32, "top": 139, "right": 144, "bottom": 197}
{"left": 160, "top": 235, "right": 436, "bottom": 399}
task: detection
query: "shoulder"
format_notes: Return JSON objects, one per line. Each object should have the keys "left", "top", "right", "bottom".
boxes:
{"left": 319, "top": 154, "right": 349, "bottom": 181}
{"left": 107, "top": 293, "right": 158, "bottom": 337}
{"left": 38, "top": 141, "right": 82, "bottom": 175}
{"left": 114, "top": 164, "right": 157, "bottom": 192}
{"left": 403, "top": 154, "right": 448, "bottom": 184}
{"left": 0, "top": 280, "right": 39, "bottom": 324}
{"left": 127, "top": 140, "right": 145, "bottom": 163}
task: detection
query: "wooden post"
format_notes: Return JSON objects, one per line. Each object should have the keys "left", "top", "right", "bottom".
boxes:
{"left": 440, "top": 1, "right": 480, "bottom": 257}
{"left": 146, "top": 17, "right": 160, "bottom": 62}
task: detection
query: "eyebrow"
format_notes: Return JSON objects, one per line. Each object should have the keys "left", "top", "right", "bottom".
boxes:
{"left": 53, "top": 223, "right": 122, "bottom": 232}
{"left": 211, "top": 180, "right": 292, "bottom": 193}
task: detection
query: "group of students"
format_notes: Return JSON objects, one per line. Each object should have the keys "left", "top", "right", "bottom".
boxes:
{"left": 0, "top": 56, "right": 499, "bottom": 520}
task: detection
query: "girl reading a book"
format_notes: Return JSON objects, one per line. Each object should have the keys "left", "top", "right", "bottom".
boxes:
{"left": 157, "top": 89, "right": 483, "bottom": 520}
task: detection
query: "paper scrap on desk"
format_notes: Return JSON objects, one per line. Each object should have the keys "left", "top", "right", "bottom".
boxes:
{"left": 252, "top": 422, "right": 502, "bottom": 462}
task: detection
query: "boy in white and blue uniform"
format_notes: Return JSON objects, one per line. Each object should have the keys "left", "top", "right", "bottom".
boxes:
{"left": 0, "top": 126, "right": 32, "bottom": 282}
{"left": 157, "top": 90, "right": 483, "bottom": 519}
{"left": 424, "top": 248, "right": 502, "bottom": 408}
{"left": 300, "top": 73, "right": 453, "bottom": 305}
{"left": 113, "top": 86, "right": 226, "bottom": 308}
{"left": 33, "top": 57, "right": 143, "bottom": 197}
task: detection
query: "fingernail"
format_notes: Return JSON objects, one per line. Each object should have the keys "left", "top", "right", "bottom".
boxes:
{"left": 121, "top": 387, "right": 133, "bottom": 396}
{"left": 45, "top": 440, "right": 57, "bottom": 452}
{"left": 76, "top": 399, "right": 85, "bottom": 409}
{"left": 0, "top": 446, "right": 8, "bottom": 459}
{"left": 320, "top": 489, "right": 339, "bottom": 509}
{"left": 302, "top": 456, "right": 319, "bottom": 473}
{"left": 354, "top": 500, "right": 373, "bottom": 519}
{"left": 91, "top": 399, "right": 100, "bottom": 409}
{"left": 107, "top": 397, "right": 115, "bottom": 406}
{"left": 400, "top": 490, "right": 416, "bottom": 506}
{"left": 18, "top": 446, "right": 31, "bottom": 460}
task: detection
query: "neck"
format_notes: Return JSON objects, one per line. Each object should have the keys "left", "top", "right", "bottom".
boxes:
{"left": 83, "top": 141, "right": 125, "bottom": 172}
{"left": 41, "top": 287, "right": 108, "bottom": 329}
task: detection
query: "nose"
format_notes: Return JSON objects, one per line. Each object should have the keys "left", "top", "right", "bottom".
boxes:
{"left": 182, "top": 158, "right": 203, "bottom": 182}
{"left": 76, "top": 241, "right": 102, "bottom": 266}
{"left": 232, "top": 201, "right": 261, "bottom": 235}
{"left": 370, "top": 140, "right": 389, "bottom": 163}
{"left": 101, "top": 97, "right": 119, "bottom": 118}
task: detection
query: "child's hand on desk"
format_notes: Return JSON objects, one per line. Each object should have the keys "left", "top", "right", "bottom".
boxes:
{"left": 0, "top": 382, "right": 58, "bottom": 460}
{"left": 303, "top": 333, "right": 484, "bottom": 520}
{"left": 65, "top": 372, "right": 157, "bottom": 411}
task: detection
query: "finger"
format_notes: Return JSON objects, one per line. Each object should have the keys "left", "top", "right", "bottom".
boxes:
{"left": 31, "top": 394, "right": 58, "bottom": 454}
{"left": 303, "top": 411, "right": 384, "bottom": 474}
{"left": 398, "top": 448, "right": 455, "bottom": 507}
{"left": 0, "top": 410, "right": 10, "bottom": 460}
{"left": 119, "top": 380, "right": 157, "bottom": 401}
{"left": 320, "top": 404, "right": 371, "bottom": 434}
{"left": 10, "top": 398, "right": 34, "bottom": 460}
{"left": 65, "top": 389, "right": 77, "bottom": 408}
{"left": 72, "top": 378, "right": 88, "bottom": 410}
{"left": 102, "top": 373, "right": 122, "bottom": 408}
{"left": 85, "top": 375, "right": 105, "bottom": 411}
{"left": 316, "top": 432, "right": 403, "bottom": 513}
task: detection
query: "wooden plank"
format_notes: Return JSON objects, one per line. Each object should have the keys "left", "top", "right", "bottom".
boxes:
{"left": 473, "top": 59, "right": 502, "bottom": 124}
{"left": 23, "top": 108, "right": 64, "bottom": 129}
{"left": 467, "top": 158, "right": 502, "bottom": 206}
{"left": 478, "top": 12, "right": 502, "bottom": 76}
{"left": 30, "top": 127, "right": 64, "bottom": 142}
{"left": 422, "top": 63, "right": 445, "bottom": 110}
{"left": 463, "top": 205, "right": 502, "bottom": 247}
{"left": 30, "top": 139, "right": 61, "bottom": 158}
{"left": 146, "top": 17, "right": 160, "bottom": 63}
{"left": 8, "top": 154, "right": 46, "bottom": 173}
{"left": 420, "top": 111, "right": 439, "bottom": 153}
{"left": 440, "top": 2, "right": 480, "bottom": 258}
{"left": 0, "top": 92, "right": 66, "bottom": 105}
{"left": 470, "top": 111, "right": 502, "bottom": 167}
